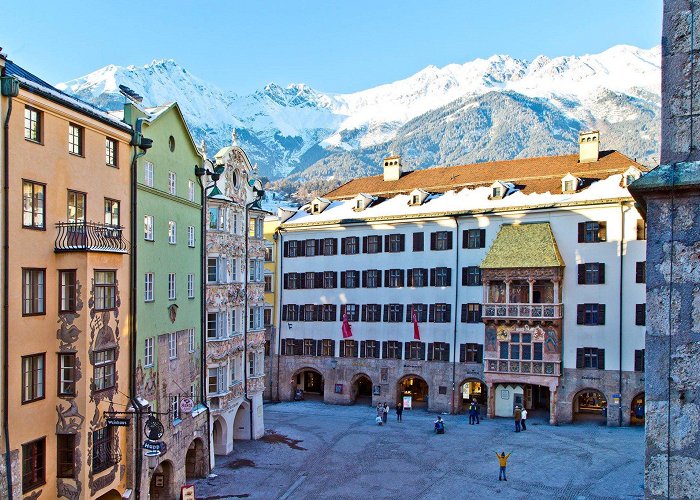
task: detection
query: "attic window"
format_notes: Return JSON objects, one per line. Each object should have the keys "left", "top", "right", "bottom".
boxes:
{"left": 312, "top": 203, "right": 320, "bottom": 213}
{"left": 564, "top": 180, "right": 574, "bottom": 192}
{"left": 412, "top": 195, "right": 420, "bottom": 205}
{"left": 492, "top": 187, "right": 502, "bottom": 199}
{"left": 356, "top": 199, "right": 363, "bottom": 210}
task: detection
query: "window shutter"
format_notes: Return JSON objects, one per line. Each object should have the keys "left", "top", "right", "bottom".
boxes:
{"left": 383, "top": 305, "right": 389, "bottom": 322}
{"left": 361, "top": 305, "right": 367, "bottom": 322}
{"left": 316, "top": 305, "right": 323, "bottom": 321}
{"left": 340, "top": 304, "right": 346, "bottom": 317}
{"left": 377, "top": 271, "right": 382, "bottom": 288}
{"left": 315, "top": 272, "right": 323, "bottom": 288}
{"left": 384, "top": 235, "right": 391, "bottom": 250}
{"left": 360, "top": 341, "right": 366, "bottom": 358}
{"left": 578, "top": 264, "right": 585, "bottom": 284}
{"left": 316, "top": 339, "right": 323, "bottom": 356}
{"left": 461, "top": 304, "right": 467, "bottom": 322}
{"left": 362, "top": 271, "right": 368, "bottom": 287}
{"left": 283, "top": 274, "right": 289, "bottom": 289}
{"left": 598, "top": 263, "right": 605, "bottom": 284}
{"left": 430, "top": 268, "right": 436, "bottom": 286}
{"left": 637, "top": 219, "right": 646, "bottom": 240}
{"left": 399, "top": 234, "right": 405, "bottom": 251}
{"left": 430, "top": 232, "right": 437, "bottom": 250}
{"left": 576, "top": 305, "right": 584, "bottom": 325}
{"left": 576, "top": 348, "right": 584, "bottom": 368}
{"left": 636, "top": 304, "right": 646, "bottom": 325}
{"left": 578, "top": 222, "right": 584, "bottom": 243}
{"left": 405, "top": 305, "right": 412, "bottom": 322}
{"left": 479, "top": 229, "right": 486, "bottom": 248}
{"left": 413, "top": 232, "right": 424, "bottom": 252}
{"left": 462, "top": 230, "right": 468, "bottom": 248}
{"left": 444, "top": 344, "right": 450, "bottom": 362}
{"left": 459, "top": 344, "right": 466, "bottom": 363}
{"left": 427, "top": 343, "right": 434, "bottom": 361}
{"left": 476, "top": 344, "right": 483, "bottom": 363}
{"left": 282, "top": 305, "right": 288, "bottom": 321}
{"left": 340, "top": 271, "right": 346, "bottom": 287}
{"left": 283, "top": 241, "right": 290, "bottom": 257}
{"left": 377, "top": 237, "right": 383, "bottom": 253}
{"left": 446, "top": 231, "right": 453, "bottom": 249}
{"left": 635, "top": 350, "right": 644, "bottom": 372}
{"left": 597, "top": 304, "right": 606, "bottom": 325}
{"left": 445, "top": 304, "right": 451, "bottom": 322}
{"left": 341, "top": 237, "right": 347, "bottom": 254}
{"left": 382, "top": 341, "right": 388, "bottom": 359}
{"left": 332, "top": 238, "right": 338, "bottom": 255}
{"left": 294, "top": 339, "right": 303, "bottom": 355}
{"left": 330, "top": 339, "right": 336, "bottom": 356}
{"left": 598, "top": 221, "right": 607, "bottom": 242}
{"left": 298, "top": 273, "right": 306, "bottom": 290}
{"left": 332, "top": 272, "right": 338, "bottom": 288}
{"left": 397, "top": 304, "right": 404, "bottom": 321}
{"left": 362, "top": 236, "right": 368, "bottom": 253}
{"left": 339, "top": 340, "right": 345, "bottom": 358}
{"left": 429, "top": 304, "right": 436, "bottom": 322}
{"left": 298, "top": 241, "right": 306, "bottom": 257}
{"left": 384, "top": 269, "right": 390, "bottom": 285}
{"left": 331, "top": 304, "right": 337, "bottom": 321}
{"left": 636, "top": 262, "right": 645, "bottom": 283}
{"left": 446, "top": 268, "right": 452, "bottom": 286}
{"left": 407, "top": 268, "right": 414, "bottom": 287}
{"left": 316, "top": 239, "right": 322, "bottom": 255}
{"left": 399, "top": 269, "right": 405, "bottom": 287}
{"left": 404, "top": 342, "right": 410, "bottom": 359}
{"left": 420, "top": 342, "right": 426, "bottom": 360}
{"left": 462, "top": 267, "right": 468, "bottom": 286}
{"left": 597, "top": 349, "right": 605, "bottom": 370}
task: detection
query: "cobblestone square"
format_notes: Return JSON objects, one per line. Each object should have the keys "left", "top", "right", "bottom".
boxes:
{"left": 195, "top": 401, "right": 644, "bottom": 499}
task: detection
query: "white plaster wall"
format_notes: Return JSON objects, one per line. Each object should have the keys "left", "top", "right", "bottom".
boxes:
{"left": 494, "top": 384, "right": 524, "bottom": 417}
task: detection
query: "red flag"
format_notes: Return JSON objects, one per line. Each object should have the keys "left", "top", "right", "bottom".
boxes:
{"left": 412, "top": 305, "right": 420, "bottom": 340}
{"left": 342, "top": 313, "right": 353, "bottom": 338}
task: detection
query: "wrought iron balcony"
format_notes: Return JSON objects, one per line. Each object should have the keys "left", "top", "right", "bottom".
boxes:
{"left": 55, "top": 222, "right": 128, "bottom": 254}
{"left": 484, "top": 358, "right": 561, "bottom": 377}
{"left": 482, "top": 303, "right": 562, "bottom": 320}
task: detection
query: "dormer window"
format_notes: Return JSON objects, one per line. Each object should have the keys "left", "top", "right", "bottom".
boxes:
{"left": 412, "top": 195, "right": 420, "bottom": 205}
{"left": 356, "top": 199, "right": 363, "bottom": 210}
{"left": 408, "top": 188, "right": 429, "bottom": 206}
{"left": 492, "top": 187, "right": 502, "bottom": 198}
{"left": 561, "top": 173, "right": 579, "bottom": 194}
{"left": 352, "top": 193, "right": 374, "bottom": 212}
{"left": 622, "top": 166, "right": 642, "bottom": 188}
{"left": 564, "top": 180, "right": 574, "bottom": 192}
{"left": 313, "top": 203, "right": 320, "bottom": 213}
{"left": 309, "top": 197, "right": 331, "bottom": 214}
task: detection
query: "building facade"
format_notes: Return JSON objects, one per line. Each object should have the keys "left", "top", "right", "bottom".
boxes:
{"left": 123, "top": 102, "right": 209, "bottom": 499}
{"left": 274, "top": 133, "right": 647, "bottom": 426}
{"left": 2, "top": 60, "right": 133, "bottom": 498}
{"left": 263, "top": 216, "right": 281, "bottom": 400}
{"left": 205, "top": 136, "right": 266, "bottom": 459}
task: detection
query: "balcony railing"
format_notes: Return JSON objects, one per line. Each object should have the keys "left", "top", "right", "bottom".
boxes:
{"left": 482, "top": 303, "right": 562, "bottom": 320}
{"left": 484, "top": 358, "right": 561, "bottom": 376}
{"left": 55, "top": 222, "right": 128, "bottom": 253}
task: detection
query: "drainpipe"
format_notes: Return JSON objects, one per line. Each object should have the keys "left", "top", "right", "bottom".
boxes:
{"left": 2, "top": 71, "right": 16, "bottom": 500}
{"left": 617, "top": 202, "right": 628, "bottom": 427}
{"left": 275, "top": 229, "right": 284, "bottom": 401}
{"left": 451, "top": 217, "right": 460, "bottom": 414}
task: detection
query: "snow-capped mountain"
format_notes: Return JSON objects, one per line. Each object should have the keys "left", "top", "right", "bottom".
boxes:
{"left": 57, "top": 45, "right": 660, "bottom": 182}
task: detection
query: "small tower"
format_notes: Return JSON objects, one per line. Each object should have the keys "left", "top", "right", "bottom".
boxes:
{"left": 383, "top": 154, "right": 402, "bottom": 182}
{"left": 579, "top": 131, "right": 600, "bottom": 163}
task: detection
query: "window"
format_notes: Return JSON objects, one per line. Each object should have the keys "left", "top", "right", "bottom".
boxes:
{"left": 322, "top": 238, "right": 337, "bottom": 255}
{"left": 362, "top": 304, "right": 382, "bottom": 322}
{"left": 578, "top": 263, "right": 605, "bottom": 285}
{"left": 362, "top": 340, "right": 380, "bottom": 358}
{"left": 463, "top": 229, "right": 486, "bottom": 249}
{"left": 320, "top": 339, "right": 335, "bottom": 356}
{"left": 460, "top": 343, "right": 483, "bottom": 363}
{"left": 634, "top": 349, "right": 645, "bottom": 372}
{"left": 68, "top": 124, "right": 83, "bottom": 156}
{"left": 58, "top": 270, "right": 77, "bottom": 313}
{"left": 636, "top": 304, "right": 646, "bottom": 326}
{"left": 208, "top": 366, "right": 227, "bottom": 394}
{"left": 406, "top": 341, "right": 425, "bottom": 360}
{"left": 22, "top": 353, "right": 45, "bottom": 403}
{"left": 250, "top": 217, "right": 263, "bottom": 239}
{"left": 58, "top": 353, "right": 76, "bottom": 396}
{"left": 93, "top": 349, "right": 116, "bottom": 391}
{"left": 576, "top": 347, "right": 605, "bottom": 369}
{"left": 282, "top": 304, "right": 300, "bottom": 322}
{"left": 22, "top": 180, "right": 45, "bottom": 229}
{"left": 364, "top": 235, "right": 382, "bottom": 254}
{"left": 430, "top": 303, "right": 451, "bottom": 323}
{"left": 341, "top": 304, "right": 359, "bottom": 322}
{"left": 209, "top": 207, "right": 224, "bottom": 230}
{"left": 408, "top": 268, "right": 428, "bottom": 287}
{"left": 461, "top": 303, "right": 482, "bottom": 323}
{"left": 168, "top": 273, "right": 176, "bottom": 300}
{"left": 67, "top": 190, "right": 86, "bottom": 223}
{"left": 384, "top": 340, "right": 402, "bottom": 359}
{"left": 462, "top": 266, "right": 482, "bottom": 286}
{"left": 384, "top": 304, "right": 403, "bottom": 323}
{"left": 499, "top": 332, "right": 543, "bottom": 362}
{"left": 342, "top": 270, "right": 359, "bottom": 288}
{"left": 564, "top": 179, "right": 574, "bottom": 192}
{"left": 207, "top": 257, "right": 220, "bottom": 283}
{"left": 170, "top": 394, "right": 181, "bottom": 421}
{"left": 363, "top": 269, "right": 381, "bottom": 288}
{"left": 492, "top": 186, "right": 502, "bottom": 198}
{"left": 24, "top": 106, "right": 41, "bottom": 142}
{"left": 431, "top": 231, "right": 452, "bottom": 250}
{"left": 342, "top": 236, "right": 359, "bottom": 255}
{"left": 188, "top": 180, "right": 196, "bottom": 202}
{"left": 168, "top": 221, "right": 177, "bottom": 244}
{"left": 92, "top": 427, "right": 116, "bottom": 473}
{"left": 249, "top": 306, "right": 264, "bottom": 330}
{"left": 144, "top": 215, "right": 154, "bottom": 241}
{"left": 104, "top": 199, "right": 120, "bottom": 227}
{"left": 249, "top": 259, "right": 263, "bottom": 282}
{"left": 22, "top": 437, "right": 45, "bottom": 492}
{"left": 406, "top": 303, "right": 428, "bottom": 323}
{"left": 303, "top": 339, "right": 316, "bottom": 356}
{"left": 22, "top": 268, "right": 45, "bottom": 315}
{"left": 230, "top": 310, "right": 238, "bottom": 335}
{"left": 387, "top": 234, "right": 405, "bottom": 252}
{"left": 340, "top": 340, "right": 358, "bottom": 358}
{"left": 187, "top": 273, "right": 195, "bottom": 298}
{"left": 429, "top": 342, "right": 450, "bottom": 362}
{"left": 322, "top": 271, "right": 336, "bottom": 289}
{"left": 264, "top": 246, "right": 273, "bottom": 262}
{"left": 168, "top": 332, "right": 177, "bottom": 359}
{"left": 105, "top": 137, "right": 118, "bottom": 166}
{"left": 207, "top": 312, "right": 226, "bottom": 340}
{"left": 576, "top": 303, "right": 606, "bottom": 325}
{"left": 578, "top": 221, "right": 607, "bottom": 243}
{"left": 143, "top": 272, "right": 154, "bottom": 302}
{"left": 94, "top": 271, "right": 116, "bottom": 310}
{"left": 56, "top": 434, "right": 75, "bottom": 479}
{"left": 144, "top": 337, "right": 154, "bottom": 367}
{"left": 168, "top": 171, "right": 177, "bottom": 195}
{"left": 627, "top": 262, "right": 642, "bottom": 287}
{"left": 264, "top": 307, "right": 272, "bottom": 327}
{"left": 144, "top": 161, "right": 154, "bottom": 187}
{"left": 432, "top": 267, "right": 451, "bottom": 287}
{"left": 264, "top": 275, "right": 273, "bottom": 292}
{"left": 413, "top": 232, "right": 424, "bottom": 252}
{"left": 636, "top": 219, "right": 647, "bottom": 240}
{"left": 386, "top": 268, "right": 404, "bottom": 288}
{"left": 305, "top": 239, "right": 317, "bottom": 256}
{"left": 188, "top": 226, "right": 195, "bottom": 247}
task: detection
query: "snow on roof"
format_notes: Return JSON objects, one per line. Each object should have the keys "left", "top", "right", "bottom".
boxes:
{"left": 283, "top": 173, "right": 633, "bottom": 226}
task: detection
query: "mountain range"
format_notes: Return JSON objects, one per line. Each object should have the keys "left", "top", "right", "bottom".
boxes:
{"left": 56, "top": 45, "right": 661, "bottom": 189}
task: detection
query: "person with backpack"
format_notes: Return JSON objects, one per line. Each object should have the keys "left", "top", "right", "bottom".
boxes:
{"left": 496, "top": 451, "right": 511, "bottom": 481}
{"left": 472, "top": 399, "right": 480, "bottom": 424}
{"left": 468, "top": 401, "right": 476, "bottom": 425}
{"left": 514, "top": 406, "right": 522, "bottom": 432}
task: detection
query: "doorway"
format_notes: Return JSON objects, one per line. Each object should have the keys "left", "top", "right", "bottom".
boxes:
{"left": 397, "top": 376, "right": 429, "bottom": 407}
{"left": 573, "top": 389, "right": 608, "bottom": 424}
{"left": 352, "top": 374, "right": 373, "bottom": 404}
{"left": 630, "top": 392, "right": 645, "bottom": 426}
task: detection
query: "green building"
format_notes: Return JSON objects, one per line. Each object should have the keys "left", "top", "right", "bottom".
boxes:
{"left": 123, "top": 101, "right": 209, "bottom": 499}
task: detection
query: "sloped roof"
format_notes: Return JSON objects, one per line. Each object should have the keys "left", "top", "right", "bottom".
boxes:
{"left": 324, "top": 151, "right": 646, "bottom": 200}
{"left": 481, "top": 223, "right": 564, "bottom": 269}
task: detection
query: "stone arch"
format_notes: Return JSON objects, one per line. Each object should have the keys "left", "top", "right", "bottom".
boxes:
{"left": 149, "top": 459, "right": 175, "bottom": 500}
{"left": 396, "top": 374, "right": 429, "bottom": 407}
{"left": 186, "top": 437, "right": 207, "bottom": 480}
{"left": 456, "top": 377, "right": 488, "bottom": 414}
{"left": 212, "top": 416, "right": 228, "bottom": 455}
{"left": 95, "top": 490, "right": 122, "bottom": 500}
{"left": 291, "top": 366, "right": 325, "bottom": 400}
{"left": 630, "top": 392, "right": 645, "bottom": 426}
{"left": 233, "top": 401, "right": 251, "bottom": 440}
{"left": 572, "top": 388, "right": 608, "bottom": 424}
{"left": 350, "top": 372, "right": 373, "bottom": 404}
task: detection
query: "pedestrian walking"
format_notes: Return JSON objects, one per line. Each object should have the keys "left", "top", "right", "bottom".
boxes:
{"left": 468, "top": 401, "right": 476, "bottom": 425}
{"left": 472, "top": 399, "right": 480, "bottom": 424}
{"left": 496, "top": 451, "right": 511, "bottom": 481}
{"left": 514, "top": 406, "right": 522, "bottom": 432}
{"left": 383, "top": 403, "right": 389, "bottom": 424}
{"left": 520, "top": 407, "right": 527, "bottom": 431}
{"left": 396, "top": 402, "right": 403, "bottom": 422}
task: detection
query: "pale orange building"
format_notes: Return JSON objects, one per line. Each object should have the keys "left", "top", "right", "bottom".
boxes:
{"left": 1, "top": 59, "right": 132, "bottom": 499}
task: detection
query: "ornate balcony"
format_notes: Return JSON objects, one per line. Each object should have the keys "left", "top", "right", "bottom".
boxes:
{"left": 55, "top": 222, "right": 128, "bottom": 253}
{"left": 484, "top": 358, "right": 561, "bottom": 377}
{"left": 482, "top": 302, "right": 562, "bottom": 320}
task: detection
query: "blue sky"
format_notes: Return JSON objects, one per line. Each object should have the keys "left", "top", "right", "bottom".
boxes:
{"left": 2, "top": 1, "right": 662, "bottom": 94}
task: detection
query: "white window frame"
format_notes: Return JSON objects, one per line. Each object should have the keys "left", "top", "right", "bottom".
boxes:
{"left": 169, "top": 394, "right": 181, "bottom": 421}
{"left": 144, "top": 162, "right": 154, "bottom": 187}
{"left": 168, "top": 221, "right": 177, "bottom": 244}
{"left": 168, "top": 331, "right": 177, "bottom": 359}
{"left": 188, "top": 226, "right": 195, "bottom": 247}
{"left": 187, "top": 273, "right": 195, "bottom": 298}
{"left": 188, "top": 328, "right": 195, "bottom": 353}
{"left": 144, "top": 337, "right": 154, "bottom": 367}
{"left": 230, "top": 309, "right": 238, "bottom": 336}
{"left": 144, "top": 273, "right": 154, "bottom": 302}
{"left": 168, "top": 171, "right": 176, "bottom": 195}
{"left": 188, "top": 180, "right": 195, "bottom": 202}
{"left": 168, "top": 273, "right": 176, "bottom": 300}
{"left": 144, "top": 215, "right": 154, "bottom": 241}
{"left": 248, "top": 305, "right": 264, "bottom": 330}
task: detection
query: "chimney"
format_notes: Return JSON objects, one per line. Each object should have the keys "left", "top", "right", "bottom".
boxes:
{"left": 383, "top": 154, "right": 402, "bottom": 181}
{"left": 578, "top": 131, "right": 600, "bottom": 163}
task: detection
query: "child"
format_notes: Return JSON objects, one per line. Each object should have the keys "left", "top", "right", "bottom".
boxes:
{"left": 496, "top": 451, "right": 511, "bottom": 481}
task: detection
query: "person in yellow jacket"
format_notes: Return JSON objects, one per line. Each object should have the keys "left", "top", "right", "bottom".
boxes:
{"left": 496, "top": 451, "right": 511, "bottom": 481}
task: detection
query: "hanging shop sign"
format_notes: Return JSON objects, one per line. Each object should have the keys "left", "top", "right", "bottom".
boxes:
{"left": 144, "top": 415, "right": 165, "bottom": 441}
{"left": 180, "top": 398, "right": 195, "bottom": 414}
{"left": 106, "top": 417, "right": 130, "bottom": 427}
{"left": 181, "top": 485, "right": 196, "bottom": 500}
{"left": 143, "top": 440, "right": 167, "bottom": 455}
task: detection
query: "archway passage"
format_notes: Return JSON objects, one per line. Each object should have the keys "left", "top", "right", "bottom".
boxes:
{"left": 630, "top": 392, "right": 645, "bottom": 426}
{"left": 352, "top": 374, "right": 373, "bottom": 404}
{"left": 457, "top": 379, "right": 487, "bottom": 414}
{"left": 524, "top": 384, "right": 551, "bottom": 421}
{"left": 573, "top": 389, "right": 608, "bottom": 424}
{"left": 295, "top": 369, "right": 324, "bottom": 400}
{"left": 149, "top": 460, "right": 175, "bottom": 500}
{"left": 397, "top": 376, "right": 429, "bottom": 408}
{"left": 212, "top": 417, "right": 227, "bottom": 455}
{"left": 234, "top": 402, "right": 252, "bottom": 440}
{"left": 186, "top": 438, "right": 207, "bottom": 480}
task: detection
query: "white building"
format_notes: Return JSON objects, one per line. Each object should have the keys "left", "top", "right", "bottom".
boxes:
{"left": 272, "top": 132, "right": 647, "bottom": 426}
{"left": 204, "top": 136, "right": 267, "bottom": 457}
